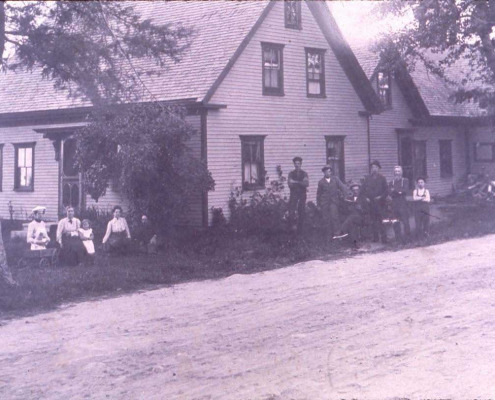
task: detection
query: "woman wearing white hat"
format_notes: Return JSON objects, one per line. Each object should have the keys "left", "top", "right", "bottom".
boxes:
{"left": 27, "top": 206, "right": 50, "bottom": 250}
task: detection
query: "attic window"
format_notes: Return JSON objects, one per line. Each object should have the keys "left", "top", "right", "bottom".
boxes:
{"left": 377, "top": 71, "right": 392, "bottom": 108}
{"left": 285, "top": 0, "right": 301, "bottom": 30}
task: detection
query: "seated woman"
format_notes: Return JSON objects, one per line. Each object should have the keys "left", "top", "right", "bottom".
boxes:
{"left": 56, "top": 206, "right": 86, "bottom": 266}
{"left": 102, "top": 206, "right": 131, "bottom": 255}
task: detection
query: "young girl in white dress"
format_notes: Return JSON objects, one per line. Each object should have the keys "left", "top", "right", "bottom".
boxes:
{"left": 79, "top": 219, "right": 95, "bottom": 263}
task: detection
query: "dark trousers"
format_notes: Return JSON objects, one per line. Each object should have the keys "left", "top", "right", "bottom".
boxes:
{"left": 392, "top": 200, "right": 411, "bottom": 242}
{"left": 415, "top": 203, "right": 430, "bottom": 236}
{"left": 289, "top": 193, "right": 306, "bottom": 233}
{"left": 61, "top": 235, "right": 86, "bottom": 266}
{"left": 341, "top": 213, "right": 363, "bottom": 246}
{"left": 321, "top": 203, "right": 340, "bottom": 237}
{"left": 369, "top": 201, "right": 386, "bottom": 242}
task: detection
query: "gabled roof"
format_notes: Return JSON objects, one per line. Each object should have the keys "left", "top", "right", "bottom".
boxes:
{"left": 0, "top": 0, "right": 382, "bottom": 116}
{"left": 352, "top": 44, "right": 485, "bottom": 118}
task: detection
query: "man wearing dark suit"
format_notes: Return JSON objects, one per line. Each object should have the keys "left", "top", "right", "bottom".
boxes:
{"left": 361, "top": 160, "right": 389, "bottom": 243}
{"left": 316, "top": 165, "right": 348, "bottom": 239}
{"left": 288, "top": 156, "right": 309, "bottom": 233}
{"left": 341, "top": 183, "right": 368, "bottom": 248}
{"left": 389, "top": 165, "right": 411, "bottom": 243}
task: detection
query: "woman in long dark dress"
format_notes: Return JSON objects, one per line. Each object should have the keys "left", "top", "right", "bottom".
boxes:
{"left": 56, "top": 206, "right": 86, "bottom": 266}
{"left": 102, "top": 206, "right": 131, "bottom": 254}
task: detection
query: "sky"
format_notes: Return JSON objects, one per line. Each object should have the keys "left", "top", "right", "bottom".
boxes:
{"left": 327, "top": 1, "right": 398, "bottom": 46}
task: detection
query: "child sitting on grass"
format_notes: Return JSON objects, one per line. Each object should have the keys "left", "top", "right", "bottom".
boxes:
{"left": 79, "top": 219, "right": 95, "bottom": 264}
{"left": 413, "top": 177, "right": 431, "bottom": 238}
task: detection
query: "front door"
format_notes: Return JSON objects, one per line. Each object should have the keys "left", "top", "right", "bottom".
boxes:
{"left": 60, "top": 138, "right": 83, "bottom": 214}
{"left": 398, "top": 133, "right": 427, "bottom": 189}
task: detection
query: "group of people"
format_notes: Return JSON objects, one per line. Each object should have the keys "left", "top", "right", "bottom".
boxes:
{"left": 288, "top": 157, "right": 431, "bottom": 248}
{"left": 27, "top": 205, "right": 158, "bottom": 266}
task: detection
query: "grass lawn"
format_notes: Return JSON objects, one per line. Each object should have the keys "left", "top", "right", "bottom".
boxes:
{"left": 1, "top": 200, "right": 494, "bottom": 319}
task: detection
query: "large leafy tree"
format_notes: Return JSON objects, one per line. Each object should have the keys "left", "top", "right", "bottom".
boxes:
{"left": 375, "top": 0, "right": 495, "bottom": 112}
{"left": 74, "top": 103, "right": 215, "bottom": 228}
{"left": 0, "top": 0, "right": 191, "bottom": 104}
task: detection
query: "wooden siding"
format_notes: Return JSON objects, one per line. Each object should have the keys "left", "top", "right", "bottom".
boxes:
{"left": 370, "top": 76, "right": 467, "bottom": 196}
{"left": 369, "top": 78, "right": 414, "bottom": 178}
{"left": 413, "top": 126, "right": 467, "bottom": 196}
{"left": 0, "top": 127, "right": 59, "bottom": 221}
{"left": 86, "top": 113, "right": 204, "bottom": 226}
{"left": 207, "top": 0, "right": 368, "bottom": 222}
{"left": 469, "top": 126, "right": 495, "bottom": 176}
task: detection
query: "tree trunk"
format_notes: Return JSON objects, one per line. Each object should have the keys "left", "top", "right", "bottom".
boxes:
{"left": 0, "top": 221, "right": 16, "bottom": 286}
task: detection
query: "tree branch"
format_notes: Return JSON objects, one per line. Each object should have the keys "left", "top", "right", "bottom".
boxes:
{"left": 0, "top": 1, "right": 5, "bottom": 60}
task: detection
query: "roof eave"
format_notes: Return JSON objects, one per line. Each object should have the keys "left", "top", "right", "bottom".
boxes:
{"left": 308, "top": 1, "right": 383, "bottom": 115}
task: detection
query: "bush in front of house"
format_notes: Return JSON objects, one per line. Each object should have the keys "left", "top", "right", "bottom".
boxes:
{"left": 228, "top": 166, "right": 290, "bottom": 236}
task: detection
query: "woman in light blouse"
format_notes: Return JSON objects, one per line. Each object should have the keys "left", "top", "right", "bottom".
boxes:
{"left": 102, "top": 205, "right": 131, "bottom": 254}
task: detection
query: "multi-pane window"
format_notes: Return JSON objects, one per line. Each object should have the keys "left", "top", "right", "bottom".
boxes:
{"left": 14, "top": 142, "right": 35, "bottom": 191}
{"left": 284, "top": 0, "right": 301, "bottom": 29}
{"left": 474, "top": 143, "right": 495, "bottom": 162}
{"left": 241, "top": 136, "right": 265, "bottom": 191}
{"left": 262, "top": 43, "right": 284, "bottom": 96}
{"left": 326, "top": 136, "right": 345, "bottom": 182}
{"left": 377, "top": 71, "right": 392, "bottom": 108}
{"left": 306, "top": 48, "right": 325, "bottom": 97}
{"left": 439, "top": 140, "right": 453, "bottom": 177}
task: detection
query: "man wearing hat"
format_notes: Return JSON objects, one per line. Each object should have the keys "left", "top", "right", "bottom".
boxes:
{"left": 27, "top": 206, "right": 50, "bottom": 250}
{"left": 361, "top": 160, "right": 389, "bottom": 243}
{"left": 288, "top": 156, "right": 309, "bottom": 233}
{"left": 316, "top": 165, "right": 348, "bottom": 239}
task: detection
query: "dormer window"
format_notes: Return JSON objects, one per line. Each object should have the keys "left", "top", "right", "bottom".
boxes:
{"left": 285, "top": 0, "right": 301, "bottom": 30}
{"left": 377, "top": 71, "right": 392, "bottom": 108}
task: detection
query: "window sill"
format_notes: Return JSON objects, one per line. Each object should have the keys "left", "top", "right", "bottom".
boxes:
{"left": 242, "top": 186, "right": 265, "bottom": 193}
{"left": 14, "top": 187, "right": 34, "bottom": 193}
{"left": 307, "top": 94, "right": 326, "bottom": 99}
{"left": 285, "top": 25, "right": 302, "bottom": 31}
{"left": 262, "top": 90, "right": 285, "bottom": 97}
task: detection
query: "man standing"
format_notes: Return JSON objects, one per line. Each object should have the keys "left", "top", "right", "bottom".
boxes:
{"left": 361, "top": 160, "right": 388, "bottom": 243}
{"left": 316, "top": 165, "right": 348, "bottom": 239}
{"left": 27, "top": 206, "right": 50, "bottom": 250}
{"left": 288, "top": 156, "right": 309, "bottom": 233}
{"left": 389, "top": 165, "right": 411, "bottom": 243}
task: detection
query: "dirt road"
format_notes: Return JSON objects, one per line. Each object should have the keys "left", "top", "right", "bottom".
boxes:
{"left": 1, "top": 236, "right": 495, "bottom": 400}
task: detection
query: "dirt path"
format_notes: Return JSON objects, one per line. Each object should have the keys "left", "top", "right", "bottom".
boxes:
{"left": 1, "top": 236, "right": 495, "bottom": 400}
